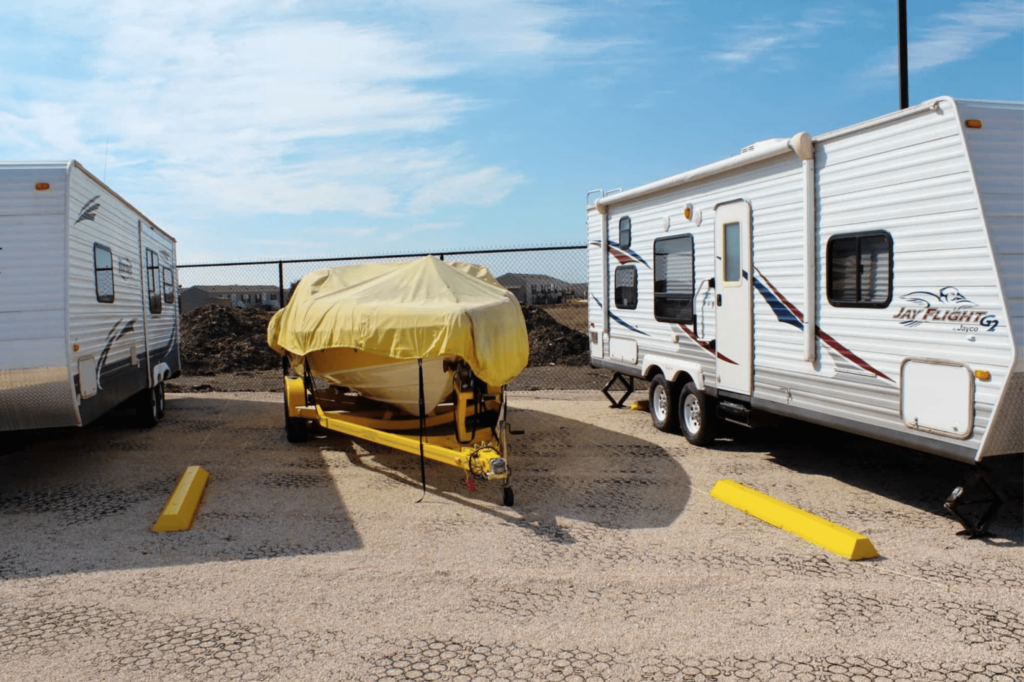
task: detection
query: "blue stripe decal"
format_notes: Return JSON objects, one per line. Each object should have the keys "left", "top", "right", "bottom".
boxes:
{"left": 753, "top": 277, "right": 804, "bottom": 330}
{"left": 591, "top": 296, "right": 649, "bottom": 336}
{"left": 609, "top": 241, "right": 650, "bottom": 267}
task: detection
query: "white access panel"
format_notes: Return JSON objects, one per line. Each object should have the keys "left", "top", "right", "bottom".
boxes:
{"left": 900, "top": 359, "right": 974, "bottom": 439}
{"left": 609, "top": 337, "right": 638, "bottom": 364}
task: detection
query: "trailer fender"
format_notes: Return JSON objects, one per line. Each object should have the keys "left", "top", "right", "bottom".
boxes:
{"left": 642, "top": 354, "right": 705, "bottom": 391}
{"left": 152, "top": 362, "right": 172, "bottom": 386}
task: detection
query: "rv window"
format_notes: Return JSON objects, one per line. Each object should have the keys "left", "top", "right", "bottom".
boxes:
{"left": 618, "top": 216, "right": 632, "bottom": 249}
{"left": 723, "top": 222, "right": 741, "bottom": 283}
{"left": 654, "top": 235, "right": 695, "bottom": 323}
{"left": 146, "top": 249, "right": 163, "bottom": 314}
{"left": 93, "top": 244, "right": 115, "bottom": 303}
{"left": 614, "top": 265, "right": 638, "bottom": 310}
{"left": 827, "top": 232, "right": 893, "bottom": 307}
{"left": 162, "top": 267, "right": 175, "bottom": 304}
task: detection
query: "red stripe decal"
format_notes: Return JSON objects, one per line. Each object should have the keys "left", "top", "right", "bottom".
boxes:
{"left": 609, "top": 246, "right": 635, "bottom": 264}
{"left": 754, "top": 267, "right": 892, "bottom": 383}
{"left": 677, "top": 324, "right": 738, "bottom": 365}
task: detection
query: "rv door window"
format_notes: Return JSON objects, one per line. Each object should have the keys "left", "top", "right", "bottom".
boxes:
{"left": 162, "top": 267, "right": 175, "bottom": 304}
{"left": 146, "top": 249, "right": 163, "bottom": 314}
{"left": 723, "top": 222, "right": 741, "bottom": 283}
{"left": 614, "top": 265, "right": 638, "bottom": 310}
{"left": 654, "top": 235, "right": 695, "bottom": 323}
{"left": 93, "top": 243, "right": 115, "bottom": 303}
{"left": 618, "top": 216, "right": 632, "bottom": 249}
{"left": 827, "top": 232, "right": 893, "bottom": 307}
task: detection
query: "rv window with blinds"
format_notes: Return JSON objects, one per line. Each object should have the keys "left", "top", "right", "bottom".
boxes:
{"left": 146, "top": 249, "right": 162, "bottom": 314}
{"left": 93, "top": 243, "right": 114, "bottom": 303}
{"left": 618, "top": 216, "right": 632, "bottom": 249}
{"left": 827, "top": 232, "right": 893, "bottom": 307}
{"left": 614, "top": 265, "right": 638, "bottom": 309}
{"left": 654, "top": 235, "right": 695, "bottom": 323}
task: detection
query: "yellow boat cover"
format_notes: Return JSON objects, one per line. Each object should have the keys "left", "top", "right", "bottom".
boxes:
{"left": 267, "top": 256, "right": 529, "bottom": 386}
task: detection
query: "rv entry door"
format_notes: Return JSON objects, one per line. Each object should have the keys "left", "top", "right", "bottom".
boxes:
{"left": 714, "top": 201, "right": 753, "bottom": 395}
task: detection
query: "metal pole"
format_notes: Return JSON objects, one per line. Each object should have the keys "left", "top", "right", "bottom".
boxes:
{"left": 898, "top": 0, "right": 909, "bottom": 110}
{"left": 279, "top": 260, "right": 288, "bottom": 376}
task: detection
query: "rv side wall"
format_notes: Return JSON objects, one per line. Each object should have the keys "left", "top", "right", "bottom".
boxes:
{"left": 0, "top": 165, "right": 77, "bottom": 430}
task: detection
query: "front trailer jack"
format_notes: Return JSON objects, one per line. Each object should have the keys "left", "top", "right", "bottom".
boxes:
{"left": 944, "top": 466, "right": 1005, "bottom": 538}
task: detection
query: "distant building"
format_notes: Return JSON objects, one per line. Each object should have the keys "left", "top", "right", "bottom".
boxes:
{"left": 179, "top": 285, "right": 282, "bottom": 314}
{"left": 496, "top": 273, "right": 587, "bottom": 306}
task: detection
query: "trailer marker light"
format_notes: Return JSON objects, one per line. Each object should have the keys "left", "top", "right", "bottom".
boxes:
{"left": 974, "top": 369, "right": 991, "bottom": 381}
{"left": 73, "top": 344, "right": 79, "bottom": 352}
{"left": 35, "top": 182, "right": 50, "bottom": 190}
{"left": 965, "top": 119, "right": 982, "bottom": 129}
{"left": 683, "top": 204, "right": 693, "bottom": 220}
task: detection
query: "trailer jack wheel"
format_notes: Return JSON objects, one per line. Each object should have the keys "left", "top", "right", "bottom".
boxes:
{"left": 944, "top": 466, "right": 1004, "bottom": 537}
{"left": 502, "top": 486, "right": 515, "bottom": 507}
{"left": 284, "top": 392, "right": 309, "bottom": 443}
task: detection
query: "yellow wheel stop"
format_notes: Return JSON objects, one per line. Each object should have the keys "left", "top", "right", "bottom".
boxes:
{"left": 152, "top": 466, "right": 210, "bottom": 532}
{"left": 710, "top": 479, "right": 878, "bottom": 560}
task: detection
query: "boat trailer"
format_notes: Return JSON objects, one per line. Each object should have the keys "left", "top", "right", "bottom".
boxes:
{"left": 282, "top": 363, "right": 517, "bottom": 507}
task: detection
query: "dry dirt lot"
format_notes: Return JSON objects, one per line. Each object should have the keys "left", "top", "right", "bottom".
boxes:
{"left": 1, "top": 391, "right": 1022, "bottom": 681}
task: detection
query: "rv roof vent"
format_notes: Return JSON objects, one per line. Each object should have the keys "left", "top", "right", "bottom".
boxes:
{"left": 741, "top": 144, "right": 756, "bottom": 154}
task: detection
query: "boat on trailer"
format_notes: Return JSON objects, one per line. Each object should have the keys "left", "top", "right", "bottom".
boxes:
{"left": 267, "top": 256, "right": 529, "bottom": 506}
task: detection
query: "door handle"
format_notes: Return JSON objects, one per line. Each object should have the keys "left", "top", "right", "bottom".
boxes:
{"left": 717, "top": 294, "right": 722, "bottom": 306}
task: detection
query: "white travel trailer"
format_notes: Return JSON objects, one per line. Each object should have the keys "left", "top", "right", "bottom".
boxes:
{"left": 0, "top": 161, "right": 180, "bottom": 432}
{"left": 587, "top": 97, "right": 1022, "bottom": 521}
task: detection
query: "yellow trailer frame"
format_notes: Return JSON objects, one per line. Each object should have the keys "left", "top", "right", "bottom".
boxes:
{"left": 283, "top": 374, "right": 515, "bottom": 506}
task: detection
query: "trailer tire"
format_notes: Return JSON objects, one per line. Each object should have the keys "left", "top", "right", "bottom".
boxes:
{"left": 502, "top": 487, "right": 515, "bottom": 507}
{"left": 678, "top": 382, "right": 716, "bottom": 446}
{"left": 649, "top": 374, "right": 678, "bottom": 432}
{"left": 284, "top": 393, "right": 308, "bottom": 443}
{"left": 135, "top": 383, "right": 162, "bottom": 428}
{"left": 154, "top": 382, "right": 165, "bottom": 420}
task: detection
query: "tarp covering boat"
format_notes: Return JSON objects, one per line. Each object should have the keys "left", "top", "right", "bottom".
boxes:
{"left": 267, "top": 256, "right": 529, "bottom": 398}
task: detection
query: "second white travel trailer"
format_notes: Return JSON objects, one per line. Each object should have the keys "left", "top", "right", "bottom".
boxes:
{"left": 0, "top": 161, "right": 181, "bottom": 433}
{"left": 587, "top": 97, "right": 1022, "bottom": 532}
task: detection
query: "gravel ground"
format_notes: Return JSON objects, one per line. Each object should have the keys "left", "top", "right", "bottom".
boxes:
{"left": 0, "top": 391, "right": 1021, "bottom": 681}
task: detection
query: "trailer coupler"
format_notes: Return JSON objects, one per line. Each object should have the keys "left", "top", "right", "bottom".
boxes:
{"left": 944, "top": 466, "right": 1004, "bottom": 537}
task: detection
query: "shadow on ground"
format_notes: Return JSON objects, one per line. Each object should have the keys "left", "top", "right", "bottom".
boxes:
{"left": 328, "top": 404, "right": 691, "bottom": 540}
{"left": 716, "top": 419, "right": 1023, "bottom": 545}
{"left": 0, "top": 397, "right": 361, "bottom": 580}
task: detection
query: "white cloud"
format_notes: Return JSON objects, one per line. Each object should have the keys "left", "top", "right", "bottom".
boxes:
{"left": 707, "top": 8, "right": 843, "bottom": 67}
{"left": 0, "top": 0, "right": 601, "bottom": 221}
{"left": 867, "top": 0, "right": 1024, "bottom": 77}
{"left": 409, "top": 167, "right": 526, "bottom": 214}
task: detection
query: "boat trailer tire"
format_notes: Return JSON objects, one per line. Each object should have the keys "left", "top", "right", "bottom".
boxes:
{"left": 679, "top": 382, "right": 716, "bottom": 446}
{"left": 648, "top": 373, "right": 678, "bottom": 433}
{"left": 502, "top": 486, "right": 514, "bottom": 507}
{"left": 135, "top": 382, "right": 164, "bottom": 428}
{"left": 284, "top": 393, "right": 309, "bottom": 443}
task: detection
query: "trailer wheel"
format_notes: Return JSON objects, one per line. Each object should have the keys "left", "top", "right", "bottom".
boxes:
{"left": 284, "top": 392, "right": 308, "bottom": 443}
{"left": 502, "top": 487, "right": 515, "bottom": 507}
{"left": 679, "top": 382, "right": 716, "bottom": 446}
{"left": 649, "top": 374, "right": 678, "bottom": 432}
{"left": 134, "top": 383, "right": 162, "bottom": 428}
{"left": 154, "top": 382, "right": 165, "bottom": 420}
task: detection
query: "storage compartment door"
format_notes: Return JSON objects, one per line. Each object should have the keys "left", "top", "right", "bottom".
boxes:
{"left": 900, "top": 359, "right": 974, "bottom": 438}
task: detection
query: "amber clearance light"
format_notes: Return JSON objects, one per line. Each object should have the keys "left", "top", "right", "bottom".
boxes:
{"left": 35, "top": 182, "right": 50, "bottom": 190}
{"left": 965, "top": 119, "right": 983, "bottom": 129}
{"left": 974, "top": 369, "right": 991, "bottom": 381}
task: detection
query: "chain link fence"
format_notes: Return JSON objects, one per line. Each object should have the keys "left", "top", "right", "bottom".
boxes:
{"left": 171, "top": 244, "right": 614, "bottom": 394}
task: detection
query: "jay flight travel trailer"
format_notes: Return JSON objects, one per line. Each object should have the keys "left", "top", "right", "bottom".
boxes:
{"left": 0, "top": 161, "right": 181, "bottom": 432}
{"left": 587, "top": 97, "right": 1022, "bottom": 533}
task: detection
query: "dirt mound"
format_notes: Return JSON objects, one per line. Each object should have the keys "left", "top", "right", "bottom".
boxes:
{"left": 179, "top": 303, "right": 590, "bottom": 375}
{"left": 520, "top": 305, "right": 590, "bottom": 367}
{"left": 181, "top": 305, "right": 282, "bottom": 374}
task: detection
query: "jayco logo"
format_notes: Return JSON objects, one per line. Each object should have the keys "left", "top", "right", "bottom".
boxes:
{"left": 892, "top": 286, "right": 999, "bottom": 333}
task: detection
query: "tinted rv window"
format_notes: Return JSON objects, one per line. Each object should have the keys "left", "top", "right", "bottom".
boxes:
{"left": 614, "top": 265, "right": 638, "bottom": 310}
{"left": 94, "top": 244, "right": 115, "bottom": 303}
{"left": 654, "top": 235, "right": 695, "bottom": 323}
{"left": 146, "top": 249, "right": 162, "bottom": 314}
{"left": 618, "top": 216, "right": 632, "bottom": 249}
{"left": 827, "top": 232, "right": 892, "bottom": 307}
{"left": 162, "top": 267, "right": 175, "bottom": 304}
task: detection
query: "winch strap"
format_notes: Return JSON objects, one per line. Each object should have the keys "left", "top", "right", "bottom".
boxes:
{"left": 416, "top": 358, "right": 427, "bottom": 501}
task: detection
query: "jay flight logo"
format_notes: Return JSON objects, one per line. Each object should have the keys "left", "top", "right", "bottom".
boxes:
{"left": 75, "top": 195, "right": 101, "bottom": 224}
{"left": 893, "top": 287, "right": 999, "bottom": 333}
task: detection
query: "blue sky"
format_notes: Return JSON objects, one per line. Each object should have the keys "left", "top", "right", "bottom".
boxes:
{"left": 1, "top": 0, "right": 1021, "bottom": 264}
